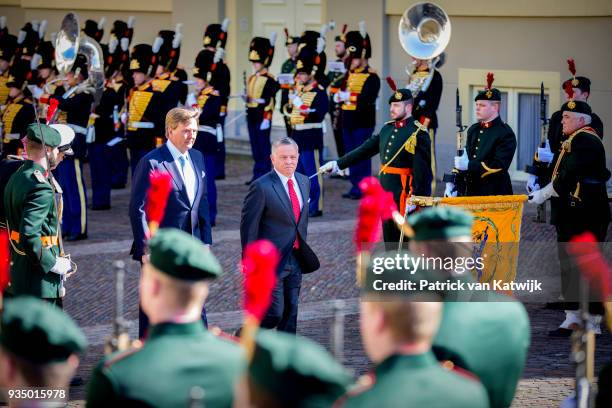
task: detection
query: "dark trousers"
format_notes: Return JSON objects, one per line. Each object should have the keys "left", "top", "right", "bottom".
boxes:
{"left": 202, "top": 152, "right": 217, "bottom": 225}
{"left": 88, "top": 143, "right": 112, "bottom": 208}
{"left": 55, "top": 158, "right": 87, "bottom": 236}
{"left": 261, "top": 253, "right": 302, "bottom": 333}
{"left": 331, "top": 106, "right": 344, "bottom": 157}
{"left": 247, "top": 120, "right": 272, "bottom": 181}
{"left": 214, "top": 117, "right": 226, "bottom": 179}
{"left": 297, "top": 149, "right": 323, "bottom": 215}
{"left": 555, "top": 221, "right": 608, "bottom": 314}
{"left": 109, "top": 141, "right": 129, "bottom": 188}
{"left": 342, "top": 127, "right": 374, "bottom": 196}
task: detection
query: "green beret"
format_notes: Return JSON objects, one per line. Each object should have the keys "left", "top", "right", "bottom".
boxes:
{"left": 561, "top": 100, "right": 592, "bottom": 116}
{"left": 408, "top": 207, "right": 473, "bottom": 241}
{"left": 250, "top": 330, "right": 350, "bottom": 406}
{"left": 149, "top": 228, "right": 222, "bottom": 281}
{"left": 388, "top": 88, "right": 412, "bottom": 104}
{"left": 26, "top": 123, "right": 61, "bottom": 148}
{"left": 0, "top": 296, "right": 87, "bottom": 363}
{"left": 474, "top": 88, "right": 501, "bottom": 102}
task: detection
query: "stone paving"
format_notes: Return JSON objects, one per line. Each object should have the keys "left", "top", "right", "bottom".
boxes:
{"left": 56, "top": 154, "right": 611, "bottom": 407}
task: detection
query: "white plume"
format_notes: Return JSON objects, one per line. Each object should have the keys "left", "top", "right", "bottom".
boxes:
{"left": 50, "top": 32, "right": 57, "bottom": 45}
{"left": 320, "top": 23, "right": 328, "bottom": 38}
{"left": 328, "top": 20, "right": 336, "bottom": 31}
{"left": 30, "top": 54, "right": 41, "bottom": 70}
{"left": 221, "top": 18, "right": 230, "bottom": 32}
{"left": 358, "top": 20, "right": 366, "bottom": 38}
{"left": 175, "top": 23, "right": 183, "bottom": 35}
{"left": 269, "top": 31, "right": 277, "bottom": 46}
{"left": 38, "top": 19, "right": 47, "bottom": 39}
{"left": 316, "top": 37, "right": 325, "bottom": 54}
{"left": 98, "top": 16, "right": 106, "bottom": 30}
{"left": 17, "top": 30, "right": 26, "bottom": 44}
{"left": 108, "top": 37, "right": 118, "bottom": 54}
{"left": 152, "top": 36, "right": 163, "bottom": 53}
{"left": 172, "top": 31, "right": 182, "bottom": 49}
{"left": 120, "top": 37, "right": 129, "bottom": 51}
{"left": 0, "top": 17, "right": 6, "bottom": 30}
{"left": 127, "top": 16, "right": 135, "bottom": 29}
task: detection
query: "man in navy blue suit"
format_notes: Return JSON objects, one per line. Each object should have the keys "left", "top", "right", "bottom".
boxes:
{"left": 129, "top": 107, "right": 212, "bottom": 337}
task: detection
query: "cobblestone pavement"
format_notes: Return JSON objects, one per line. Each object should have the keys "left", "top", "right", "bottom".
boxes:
{"left": 59, "top": 154, "right": 611, "bottom": 406}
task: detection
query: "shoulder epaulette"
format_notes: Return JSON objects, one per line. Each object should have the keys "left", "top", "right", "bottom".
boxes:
{"left": 103, "top": 343, "right": 144, "bottom": 369}
{"left": 32, "top": 170, "right": 48, "bottom": 184}
{"left": 384, "top": 120, "right": 395, "bottom": 125}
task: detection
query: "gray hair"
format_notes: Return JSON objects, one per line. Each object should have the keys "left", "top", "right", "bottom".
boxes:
{"left": 271, "top": 137, "right": 299, "bottom": 154}
{"left": 572, "top": 112, "right": 592, "bottom": 125}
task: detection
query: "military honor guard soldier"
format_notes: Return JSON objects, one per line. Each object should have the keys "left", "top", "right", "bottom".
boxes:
{"left": 86, "top": 228, "right": 245, "bottom": 408}
{"left": 202, "top": 19, "right": 231, "bottom": 180}
{"left": 447, "top": 73, "right": 517, "bottom": 197}
{"left": 245, "top": 33, "right": 280, "bottom": 184}
{"left": 528, "top": 85, "right": 610, "bottom": 337}
{"left": 288, "top": 45, "right": 329, "bottom": 217}
{"left": 190, "top": 48, "right": 223, "bottom": 226}
{"left": 327, "top": 24, "right": 348, "bottom": 158}
{"left": 334, "top": 23, "right": 380, "bottom": 199}
{"left": 279, "top": 28, "right": 300, "bottom": 138}
{"left": 0, "top": 31, "right": 16, "bottom": 106}
{"left": 322, "top": 81, "right": 432, "bottom": 243}
{"left": 1, "top": 59, "right": 35, "bottom": 157}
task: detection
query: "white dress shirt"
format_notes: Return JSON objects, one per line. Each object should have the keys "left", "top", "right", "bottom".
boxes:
{"left": 166, "top": 140, "right": 196, "bottom": 205}
{"left": 274, "top": 168, "right": 303, "bottom": 210}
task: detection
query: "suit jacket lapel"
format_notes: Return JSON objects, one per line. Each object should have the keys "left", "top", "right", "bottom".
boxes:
{"left": 160, "top": 144, "right": 189, "bottom": 204}
{"left": 188, "top": 150, "right": 202, "bottom": 205}
{"left": 296, "top": 173, "right": 309, "bottom": 222}
{"left": 270, "top": 171, "right": 296, "bottom": 224}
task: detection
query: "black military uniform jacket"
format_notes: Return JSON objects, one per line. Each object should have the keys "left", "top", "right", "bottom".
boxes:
{"left": 338, "top": 117, "right": 432, "bottom": 214}
{"left": 465, "top": 116, "right": 517, "bottom": 196}
{"left": 246, "top": 68, "right": 279, "bottom": 124}
{"left": 340, "top": 66, "right": 380, "bottom": 130}
{"left": 193, "top": 86, "right": 222, "bottom": 154}
{"left": 279, "top": 58, "right": 296, "bottom": 120}
{"left": 55, "top": 90, "right": 94, "bottom": 159}
{"left": 412, "top": 69, "right": 442, "bottom": 130}
{"left": 211, "top": 62, "right": 231, "bottom": 119}
{"left": 289, "top": 81, "right": 329, "bottom": 151}
{"left": 550, "top": 126, "right": 610, "bottom": 227}
{"left": 1, "top": 95, "right": 35, "bottom": 156}
{"left": 94, "top": 78, "right": 128, "bottom": 145}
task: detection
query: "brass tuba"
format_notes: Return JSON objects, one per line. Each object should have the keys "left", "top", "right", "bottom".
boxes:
{"left": 398, "top": 2, "right": 450, "bottom": 97}
{"left": 49, "top": 12, "right": 104, "bottom": 102}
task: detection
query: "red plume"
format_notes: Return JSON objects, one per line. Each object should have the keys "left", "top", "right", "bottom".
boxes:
{"left": 386, "top": 76, "right": 397, "bottom": 92}
{"left": 0, "top": 228, "right": 10, "bottom": 295}
{"left": 284, "top": 28, "right": 289, "bottom": 39}
{"left": 563, "top": 80, "right": 574, "bottom": 100}
{"left": 355, "top": 196, "right": 382, "bottom": 252}
{"left": 46, "top": 98, "right": 59, "bottom": 124}
{"left": 358, "top": 177, "right": 397, "bottom": 221}
{"left": 567, "top": 58, "right": 576, "bottom": 76}
{"left": 242, "top": 240, "right": 279, "bottom": 322}
{"left": 341, "top": 24, "right": 347, "bottom": 34}
{"left": 567, "top": 232, "right": 612, "bottom": 298}
{"left": 144, "top": 170, "right": 173, "bottom": 237}
{"left": 486, "top": 72, "right": 494, "bottom": 90}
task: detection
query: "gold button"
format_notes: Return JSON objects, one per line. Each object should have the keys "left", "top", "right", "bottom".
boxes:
{"left": 386, "top": 149, "right": 390, "bottom": 152}
{"left": 394, "top": 129, "right": 397, "bottom": 133}
{"left": 476, "top": 147, "right": 478, "bottom": 150}
{"left": 480, "top": 130, "right": 483, "bottom": 134}
{"left": 473, "top": 155, "right": 476, "bottom": 158}
{"left": 391, "top": 136, "right": 395, "bottom": 139}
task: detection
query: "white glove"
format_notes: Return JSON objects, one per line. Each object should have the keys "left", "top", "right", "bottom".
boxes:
{"left": 444, "top": 182, "right": 457, "bottom": 198}
{"left": 120, "top": 111, "right": 127, "bottom": 124}
{"left": 51, "top": 257, "right": 72, "bottom": 275}
{"left": 319, "top": 161, "right": 339, "bottom": 174}
{"left": 185, "top": 92, "right": 197, "bottom": 108}
{"left": 528, "top": 182, "right": 558, "bottom": 205}
{"left": 27, "top": 85, "right": 44, "bottom": 100}
{"left": 454, "top": 149, "right": 469, "bottom": 171}
{"left": 292, "top": 95, "right": 303, "bottom": 108}
{"left": 259, "top": 119, "right": 271, "bottom": 130}
{"left": 333, "top": 91, "right": 350, "bottom": 103}
{"left": 537, "top": 140, "right": 554, "bottom": 163}
{"left": 526, "top": 174, "right": 540, "bottom": 194}
{"left": 406, "top": 204, "right": 417, "bottom": 215}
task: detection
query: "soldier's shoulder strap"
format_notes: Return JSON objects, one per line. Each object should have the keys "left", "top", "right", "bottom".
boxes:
{"left": 103, "top": 343, "right": 144, "bottom": 369}
{"left": 32, "top": 169, "right": 49, "bottom": 185}
{"left": 151, "top": 79, "right": 172, "bottom": 93}
{"left": 334, "top": 372, "right": 377, "bottom": 406}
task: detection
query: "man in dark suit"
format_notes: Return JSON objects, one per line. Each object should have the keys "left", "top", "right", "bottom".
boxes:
{"left": 240, "top": 137, "right": 313, "bottom": 333}
{"left": 129, "top": 107, "right": 212, "bottom": 336}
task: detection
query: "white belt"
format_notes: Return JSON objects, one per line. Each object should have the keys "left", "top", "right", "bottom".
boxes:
{"left": 68, "top": 124, "right": 87, "bottom": 135}
{"left": 293, "top": 123, "right": 324, "bottom": 131}
{"left": 198, "top": 125, "right": 216, "bottom": 135}
{"left": 5, "top": 133, "right": 20, "bottom": 140}
{"left": 128, "top": 121, "right": 155, "bottom": 129}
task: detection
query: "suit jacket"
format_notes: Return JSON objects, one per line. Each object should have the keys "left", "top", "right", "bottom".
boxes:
{"left": 129, "top": 144, "right": 212, "bottom": 260}
{"left": 240, "top": 170, "right": 313, "bottom": 274}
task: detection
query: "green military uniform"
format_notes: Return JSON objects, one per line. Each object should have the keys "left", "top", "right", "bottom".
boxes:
{"left": 0, "top": 296, "right": 87, "bottom": 364}
{"left": 408, "top": 208, "right": 531, "bottom": 408}
{"left": 4, "top": 124, "right": 63, "bottom": 300}
{"left": 86, "top": 228, "right": 246, "bottom": 408}
{"left": 249, "top": 329, "right": 350, "bottom": 407}
{"left": 463, "top": 82, "right": 516, "bottom": 196}
{"left": 337, "top": 89, "right": 432, "bottom": 243}
{"left": 339, "top": 351, "right": 489, "bottom": 408}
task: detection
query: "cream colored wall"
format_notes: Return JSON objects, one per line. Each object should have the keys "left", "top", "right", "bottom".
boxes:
{"left": 0, "top": 5, "right": 25, "bottom": 33}
{"left": 387, "top": 15, "right": 612, "bottom": 175}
